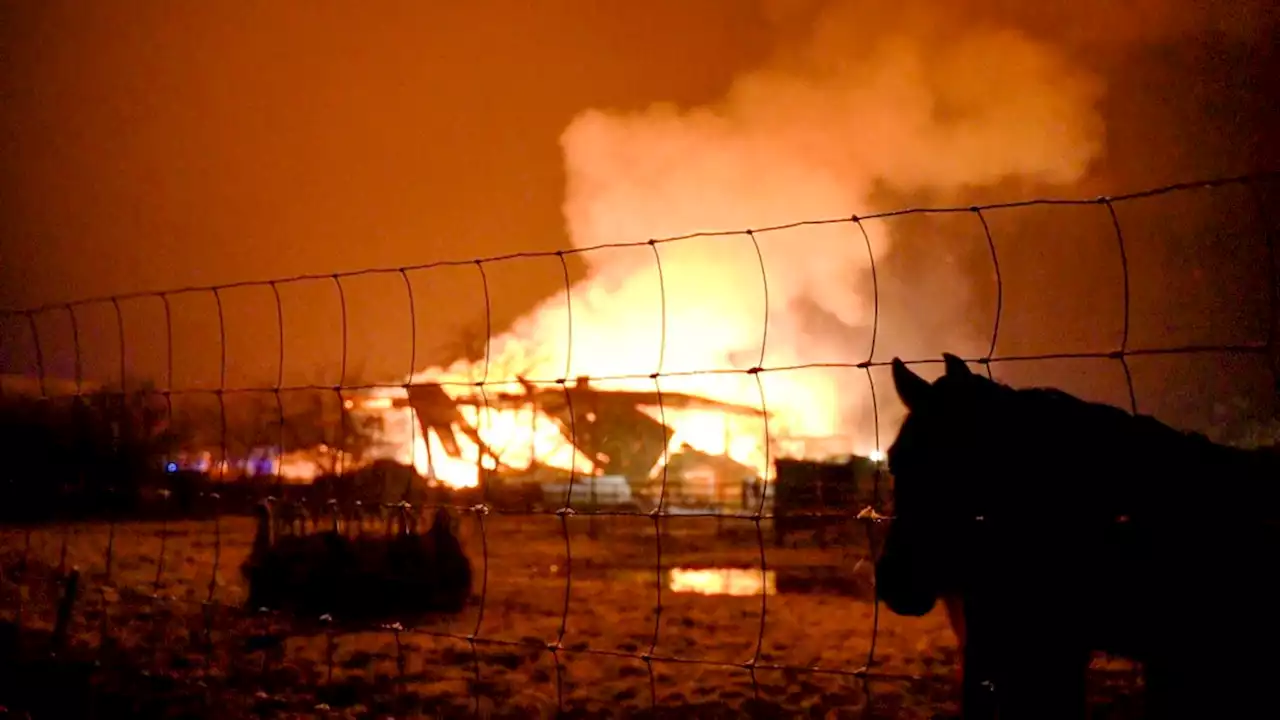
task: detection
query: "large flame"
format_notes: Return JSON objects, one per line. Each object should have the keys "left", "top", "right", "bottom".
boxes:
{"left": 359, "top": 382, "right": 772, "bottom": 491}
{"left": 357, "top": 387, "right": 599, "bottom": 490}
{"left": 364, "top": 5, "right": 1104, "bottom": 491}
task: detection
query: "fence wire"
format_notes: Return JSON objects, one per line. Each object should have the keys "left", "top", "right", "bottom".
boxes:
{"left": 1, "top": 169, "right": 1278, "bottom": 717}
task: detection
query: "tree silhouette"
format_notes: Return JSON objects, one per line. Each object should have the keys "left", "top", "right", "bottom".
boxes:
{"left": 163, "top": 381, "right": 384, "bottom": 478}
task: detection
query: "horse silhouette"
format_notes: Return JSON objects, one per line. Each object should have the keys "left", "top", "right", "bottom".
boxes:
{"left": 876, "top": 353, "right": 1280, "bottom": 719}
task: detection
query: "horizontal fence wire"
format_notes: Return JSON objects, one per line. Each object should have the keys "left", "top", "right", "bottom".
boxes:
{"left": 0, "top": 169, "right": 1278, "bottom": 717}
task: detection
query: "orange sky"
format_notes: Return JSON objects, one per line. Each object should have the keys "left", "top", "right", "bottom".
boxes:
{"left": 1, "top": 0, "right": 1278, "bottom": 431}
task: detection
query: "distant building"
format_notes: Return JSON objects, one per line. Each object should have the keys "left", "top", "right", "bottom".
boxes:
{"left": 654, "top": 444, "right": 760, "bottom": 509}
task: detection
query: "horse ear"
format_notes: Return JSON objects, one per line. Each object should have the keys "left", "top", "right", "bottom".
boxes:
{"left": 942, "top": 353, "right": 972, "bottom": 378}
{"left": 892, "top": 358, "right": 932, "bottom": 410}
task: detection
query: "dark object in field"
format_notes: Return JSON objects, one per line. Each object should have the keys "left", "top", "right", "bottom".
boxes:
{"left": 772, "top": 456, "right": 880, "bottom": 547}
{"left": 876, "top": 353, "right": 1280, "bottom": 719}
{"left": 0, "top": 636, "right": 95, "bottom": 719}
{"left": 0, "top": 575, "right": 95, "bottom": 719}
{"left": 51, "top": 568, "right": 80, "bottom": 652}
{"left": 241, "top": 498, "right": 473, "bottom": 623}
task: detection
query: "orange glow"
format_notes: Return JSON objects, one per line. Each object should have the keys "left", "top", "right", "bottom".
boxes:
{"left": 668, "top": 567, "right": 776, "bottom": 597}
{"left": 361, "top": 383, "right": 765, "bottom": 490}
{"left": 386, "top": 294, "right": 829, "bottom": 489}
{"left": 357, "top": 381, "right": 777, "bottom": 490}
{"left": 360, "top": 396, "right": 394, "bottom": 410}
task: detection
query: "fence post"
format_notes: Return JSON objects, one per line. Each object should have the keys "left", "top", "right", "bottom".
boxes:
{"left": 52, "top": 569, "right": 80, "bottom": 655}
{"left": 588, "top": 476, "right": 598, "bottom": 540}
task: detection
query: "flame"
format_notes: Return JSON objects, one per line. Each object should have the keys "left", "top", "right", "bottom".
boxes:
{"left": 355, "top": 384, "right": 759, "bottom": 491}
{"left": 384, "top": 251, "right": 853, "bottom": 490}
{"left": 362, "top": 396, "right": 394, "bottom": 410}
{"left": 668, "top": 567, "right": 776, "bottom": 597}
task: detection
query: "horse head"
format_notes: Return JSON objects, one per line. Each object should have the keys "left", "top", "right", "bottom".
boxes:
{"left": 876, "top": 353, "right": 1000, "bottom": 618}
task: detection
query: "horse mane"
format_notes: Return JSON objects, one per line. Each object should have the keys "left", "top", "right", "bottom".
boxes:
{"left": 937, "top": 372, "right": 1280, "bottom": 522}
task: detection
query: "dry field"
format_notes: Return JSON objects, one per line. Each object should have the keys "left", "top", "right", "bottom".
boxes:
{"left": 1, "top": 513, "right": 1141, "bottom": 718}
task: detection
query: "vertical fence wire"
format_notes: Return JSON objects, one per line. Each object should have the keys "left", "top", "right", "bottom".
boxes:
{"left": 329, "top": 273, "right": 351, "bottom": 690}
{"left": 154, "top": 293, "right": 174, "bottom": 596}
{"left": 974, "top": 208, "right": 1003, "bottom": 380}
{"left": 333, "top": 276, "right": 349, "bottom": 482}
{"left": 470, "top": 258, "right": 494, "bottom": 715}
{"left": 17, "top": 302, "right": 44, "bottom": 624}
{"left": 97, "top": 297, "right": 126, "bottom": 655}
{"left": 552, "top": 250, "right": 575, "bottom": 713}
{"left": 1103, "top": 199, "right": 1140, "bottom": 415}
{"left": 13, "top": 311, "right": 45, "bottom": 633}
{"left": 645, "top": 237, "right": 669, "bottom": 710}
{"left": 1103, "top": 192, "right": 1142, "bottom": 700}
{"left": 106, "top": 297, "right": 125, "bottom": 582}
{"left": 150, "top": 293, "right": 173, "bottom": 674}
{"left": 853, "top": 212, "right": 883, "bottom": 715}
{"left": 398, "top": 268, "right": 417, "bottom": 514}
{"left": 745, "top": 228, "right": 771, "bottom": 703}
{"left": 203, "top": 287, "right": 227, "bottom": 656}
{"left": 270, "top": 281, "right": 286, "bottom": 502}
{"left": 62, "top": 303, "right": 80, "bottom": 577}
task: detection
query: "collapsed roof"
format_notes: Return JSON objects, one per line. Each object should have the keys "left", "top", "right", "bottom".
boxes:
{"left": 398, "top": 376, "right": 765, "bottom": 483}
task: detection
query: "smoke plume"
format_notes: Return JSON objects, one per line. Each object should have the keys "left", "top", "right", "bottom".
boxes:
{"left": 431, "top": 0, "right": 1107, "bottom": 451}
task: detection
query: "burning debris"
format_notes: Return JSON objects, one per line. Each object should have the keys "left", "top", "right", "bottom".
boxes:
{"left": 355, "top": 376, "right": 774, "bottom": 507}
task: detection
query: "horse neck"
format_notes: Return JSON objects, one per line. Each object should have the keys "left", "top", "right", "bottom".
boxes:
{"left": 1138, "top": 419, "right": 1265, "bottom": 474}
{"left": 1113, "top": 418, "right": 1280, "bottom": 514}
{"left": 1202, "top": 440, "right": 1280, "bottom": 507}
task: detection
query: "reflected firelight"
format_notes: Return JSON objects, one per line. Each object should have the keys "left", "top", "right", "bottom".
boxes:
{"left": 667, "top": 567, "right": 777, "bottom": 597}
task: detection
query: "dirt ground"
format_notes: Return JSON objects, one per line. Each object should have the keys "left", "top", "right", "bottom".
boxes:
{"left": 0, "top": 513, "right": 1141, "bottom": 718}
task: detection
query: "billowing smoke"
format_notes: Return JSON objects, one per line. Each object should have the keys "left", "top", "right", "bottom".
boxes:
{"left": 428, "top": 0, "right": 1107, "bottom": 452}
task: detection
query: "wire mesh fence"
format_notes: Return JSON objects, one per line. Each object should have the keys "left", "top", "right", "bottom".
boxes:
{"left": 1, "top": 170, "right": 1277, "bottom": 717}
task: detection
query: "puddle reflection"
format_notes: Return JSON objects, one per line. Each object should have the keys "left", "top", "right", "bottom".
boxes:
{"left": 545, "top": 562, "right": 875, "bottom": 599}
{"left": 668, "top": 567, "right": 776, "bottom": 597}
